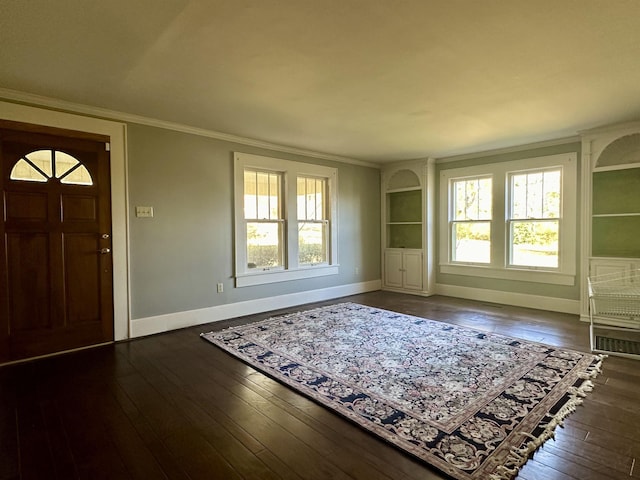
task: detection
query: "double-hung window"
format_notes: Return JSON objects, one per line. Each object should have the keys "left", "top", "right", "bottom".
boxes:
{"left": 451, "top": 176, "right": 492, "bottom": 264}
{"left": 440, "top": 152, "right": 576, "bottom": 285}
{"left": 508, "top": 169, "right": 561, "bottom": 269}
{"left": 234, "top": 152, "right": 338, "bottom": 287}
{"left": 297, "top": 176, "right": 328, "bottom": 266}
{"left": 243, "top": 169, "right": 284, "bottom": 270}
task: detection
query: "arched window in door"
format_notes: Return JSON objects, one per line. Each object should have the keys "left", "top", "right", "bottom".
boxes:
{"left": 10, "top": 149, "right": 93, "bottom": 185}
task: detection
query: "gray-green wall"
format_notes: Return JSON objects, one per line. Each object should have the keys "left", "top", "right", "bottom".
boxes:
{"left": 127, "top": 124, "right": 381, "bottom": 320}
{"left": 435, "top": 141, "right": 582, "bottom": 301}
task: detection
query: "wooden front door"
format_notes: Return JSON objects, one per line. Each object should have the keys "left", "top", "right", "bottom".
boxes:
{"left": 0, "top": 124, "right": 114, "bottom": 362}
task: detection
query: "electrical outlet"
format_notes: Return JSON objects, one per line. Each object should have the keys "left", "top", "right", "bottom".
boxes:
{"left": 217, "top": 283, "right": 224, "bottom": 293}
{"left": 355, "top": 267, "right": 360, "bottom": 275}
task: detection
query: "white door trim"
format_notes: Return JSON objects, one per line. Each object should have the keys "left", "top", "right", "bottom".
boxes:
{"left": 0, "top": 101, "right": 130, "bottom": 340}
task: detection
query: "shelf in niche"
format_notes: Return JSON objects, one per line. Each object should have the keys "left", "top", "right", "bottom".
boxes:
{"left": 387, "top": 187, "right": 422, "bottom": 193}
{"left": 592, "top": 216, "right": 640, "bottom": 257}
{"left": 592, "top": 167, "right": 640, "bottom": 215}
{"left": 387, "top": 223, "right": 422, "bottom": 249}
{"left": 593, "top": 162, "right": 640, "bottom": 172}
{"left": 388, "top": 189, "right": 422, "bottom": 223}
{"left": 592, "top": 213, "right": 640, "bottom": 217}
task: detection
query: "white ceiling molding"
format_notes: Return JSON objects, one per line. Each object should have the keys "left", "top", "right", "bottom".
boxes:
{"left": 435, "top": 136, "right": 581, "bottom": 164}
{"left": 0, "top": 87, "right": 379, "bottom": 169}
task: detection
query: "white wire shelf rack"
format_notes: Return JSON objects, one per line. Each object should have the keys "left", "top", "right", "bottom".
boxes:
{"left": 588, "top": 268, "right": 640, "bottom": 359}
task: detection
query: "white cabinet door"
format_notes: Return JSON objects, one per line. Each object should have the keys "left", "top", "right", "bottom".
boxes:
{"left": 384, "top": 249, "right": 423, "bottom": 291}
{"left": 384, "top": 250, "right": 404, "bottom": 288}
{"left": 403, "top": 250, "right": 423, "bottom": 291}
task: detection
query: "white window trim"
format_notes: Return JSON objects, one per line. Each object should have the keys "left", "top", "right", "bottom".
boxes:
{"left": 439, "top": 153, "right": 577, "bottom": 285}
{"left": 234, "top": 152, "right": 339, "bottom": 287}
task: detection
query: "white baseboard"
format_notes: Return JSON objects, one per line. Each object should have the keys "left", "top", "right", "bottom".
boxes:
{"left": 435, "top": 283, "right": 580, "bottom": 315}
{"left": 130, "top": 279, "right": 382, "bottom": 338}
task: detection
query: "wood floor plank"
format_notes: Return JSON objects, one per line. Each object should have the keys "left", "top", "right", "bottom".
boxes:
{"left": 55, "top": 392, "right": 133, "bottom": 480}
{"left": 561, "top": 419, "right": 640, "bottom": 460}
{"left": 0, "top": 398, "right": 18, "bottom": 480}
{"left": 38, "top": 400, "right": 78, "bottom": 480}
{"left": 243, "top": 370, "right": 444, "bottom": 480}
{"left": 14, "top": 401, "right": 55, "bottom": 480}
{"left": 531, "top": 447, "right": 632, "bottom": 480}
{"left": 175, "top": 339, "right": 434, "bottom": 480}
{"left": 122, "top": 338, "right": 352, "bottom": 475}
{"left": 518, "top": 458, "right": 585, "bottom": 480}
{"left": 124, "top": 343, "right": 291, "bottom": 480}
{"left": 540, "top": 430, "right": 635, "bottom": 479}
{"left": 184, "top": 374, "right": 359, "bottom": 480}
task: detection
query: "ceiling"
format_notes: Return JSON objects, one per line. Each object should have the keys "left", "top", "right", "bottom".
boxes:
{"left": 2, "top": 0, "right": 640, "bottom": 163}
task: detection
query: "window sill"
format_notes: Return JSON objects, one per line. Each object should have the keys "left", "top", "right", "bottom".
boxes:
{"left": 236, "top": 265, "right": 340, "bottom": 287}
{"left": 439, "top": 263, "right": 575, "bottom": 286}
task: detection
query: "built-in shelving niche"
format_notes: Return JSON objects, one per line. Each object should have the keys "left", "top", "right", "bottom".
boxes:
{"left": 592, "top": 134, "right": 640, "bottom": 258}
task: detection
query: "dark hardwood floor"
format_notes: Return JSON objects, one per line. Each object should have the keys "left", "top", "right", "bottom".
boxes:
{"left": 1, "top": 292, "right": 638, "bottom": 480}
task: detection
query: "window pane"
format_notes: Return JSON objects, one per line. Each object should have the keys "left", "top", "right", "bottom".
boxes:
{"left": 10, "top": 158, "right": 48, "bottom": 182}
{"left": 526, "top": 173, "right": 543, "bottom": 218}
{"left": 511, "top": 169, "right": 560, "bottom": 220}
{"left": 510, "top": 220, "right": 558, "bottom": 268}
{"left": 452, "top": 222, "right": 490, "bottom": 263}
{"left": 307, "top": 178, "right": 316, "bottom": 219}
{"left": 316, "top": 179, "right": 324, "bottom": 219}
{"left": 297, "top": 176, "right": 326, "bottom": 221}
{"left": 453, "top": 177, "right": 491, "bottom": 220}
{"left": 297, "top": 177, "right": 306, "bottom": 218}
{"left": 54, "top": 151, "right": 79, "bottom": 178}
{"left": 246, "top": 222, "right": 282, "bottom": 269}
{"left": 478, "top": 178, "right": 492, "bottom": 218}
{"left": 256, "top": 172, "right": 271, "bottom": 219}
{"left": 244, "top": 170, "right": 257, "bottom": 219}
{"left": 299, "top": 221, "right": 327, "bottom": 264}
{"left": 269, "top": 173, "right": 279, "bottom": 218}
{"left": 455, "top": 181, "right": 467, "bottom": 219}
{"left": 245, "top": 170, "right": 280, "bottom": 220}
{"left": 543, "top": 170, "right": 561, "bottom": 218}
{"left": 25, "top": 150, "right": 53, "bottom": 178}
{"left": 60, "top": 164, "right": 93, "bottom": 185}
{"left": 512, "top": 174, "right": 527, "bottom": 219}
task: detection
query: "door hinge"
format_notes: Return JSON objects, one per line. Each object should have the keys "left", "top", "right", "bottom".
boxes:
{"left": 105, "top": 142, "right": 110, "bottom": 151}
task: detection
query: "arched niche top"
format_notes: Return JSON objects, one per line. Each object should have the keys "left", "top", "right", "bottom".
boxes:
{"left": 596, "top": 133, "right": 640, "bottom": 168}
{"left": 387, "top": 169, "right": 420, "bottom": 190}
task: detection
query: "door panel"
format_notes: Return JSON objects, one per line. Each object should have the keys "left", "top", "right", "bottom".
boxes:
{"left": 7, "top": 233, "right": 51, "bottom": 331}
{"left": 0, "top": 125, "right": 113, "bottom": 362}
{"left": 65, "top": 234, "right": 101, "bottom": 324}
{"left": 6, "top": 191, "right": 49, "bottom": 221}
{"left": 62, "top": 195, "right": 97, "bottom": 222}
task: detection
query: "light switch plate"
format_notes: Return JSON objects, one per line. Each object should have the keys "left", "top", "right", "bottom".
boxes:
{"left": 135, "top": 206, "right": 154, "bottom": 218}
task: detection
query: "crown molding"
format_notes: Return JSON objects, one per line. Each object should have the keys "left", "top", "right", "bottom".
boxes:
{"left": 578, "top": 119, "right": 640, "bottom": 138}
{"left": 435, "top": 135, "right": 581, "bottom": 164}
{"left": 0, "top": 87, "right": 379, "bottom": 169}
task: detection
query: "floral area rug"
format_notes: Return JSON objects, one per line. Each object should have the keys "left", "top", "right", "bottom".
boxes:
{"left": 201, "top": 302, "right": 604, "bottom": 480}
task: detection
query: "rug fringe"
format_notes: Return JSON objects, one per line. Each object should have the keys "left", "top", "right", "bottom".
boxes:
{"left": 489, "top": 354, "right": 607, "bottom": 480}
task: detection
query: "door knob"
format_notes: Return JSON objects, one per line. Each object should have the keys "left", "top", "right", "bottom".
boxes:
{"left": 98, "top": 248, "right": 111, "bottom": 254}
